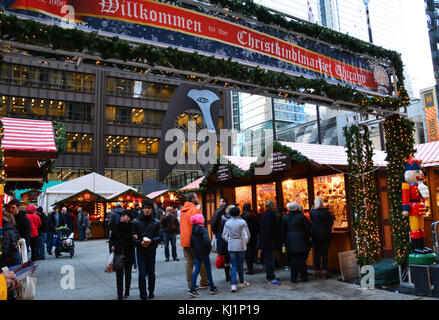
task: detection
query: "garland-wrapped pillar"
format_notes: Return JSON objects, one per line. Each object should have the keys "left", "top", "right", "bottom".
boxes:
{"left": 343, "top": 125, "right": 381, "bottom": 266}
{"left": 383, "top": 115, "right": 415, "bottom": 264}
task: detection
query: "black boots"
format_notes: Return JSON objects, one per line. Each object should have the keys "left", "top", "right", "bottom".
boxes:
{"left": 412, "top": 237, "right": 433, "bottom": 254}
{"left": 225, "top": 266, "right": 231, "bottom": 282}
{"left": 124, "top": 289, "right": 129, "bottom": 298}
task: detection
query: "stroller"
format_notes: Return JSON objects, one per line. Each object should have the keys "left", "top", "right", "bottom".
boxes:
{"left": 54, "top": 226, "right": 75, "bottom": 259}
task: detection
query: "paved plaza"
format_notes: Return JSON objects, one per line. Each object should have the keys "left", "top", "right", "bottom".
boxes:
{"left": 32, "top": 239, "right": 437, "bottom": 301}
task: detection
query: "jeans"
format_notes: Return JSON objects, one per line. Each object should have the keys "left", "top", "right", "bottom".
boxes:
{"left": 291, "top": 252, "right": 308, "bottom": 282}
{"left": 116, "top": 257, "right": 133, "bottom": 298}
{"left": 229, "top": 251, "right": 246, "bottom": 285}
{"left": 190, "top": 256, "right": 215, "bottom": 290}
{"left": 263, "top": 249, "right": 276, "bottom": 281}
{"left": 78, "top": 225, "right": 86, "bottom": 241}
{"left": 38, "top": 232, "right": 47, "bottom": 258}
{"left": 313, "top": 239, "right": 330, "bottom": 271}
{"left": 137, "top": 249, "right": 156, "bottom": 300}
{"left": 163, "top": 233, "right": 177, "bottom": 260}
{"left": 183, "top": 247, "right": 208, "bottom": 288}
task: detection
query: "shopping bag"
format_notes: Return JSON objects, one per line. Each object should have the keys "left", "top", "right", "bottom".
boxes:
{"left": 105, "top": 252, "right": 114, "bottom": 273}
{"left": 215, "top": 254, "right": 225, "bottom": 269}
{"left": 211, "top": 235, "right": 217, "bottom": 252}
{"left": 85, "top": 228, "right": 92, "bottom": 240}
{"left": 16, "top": 276, "right": 37, "bottom": 300}
{"left": 113, "top": 255, "right": 124, "bottom": 272}
{"left": 18, "top": 239, "right": 28, "bottom": 263}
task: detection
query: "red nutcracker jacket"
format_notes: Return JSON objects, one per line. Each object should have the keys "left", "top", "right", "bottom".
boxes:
{"left": 402, "top": 182, "right": 426, "bottom": 216}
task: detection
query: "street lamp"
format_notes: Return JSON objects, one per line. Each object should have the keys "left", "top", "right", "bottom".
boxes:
{"left": 363, "top": 0, "right": 373, "bottom": 43}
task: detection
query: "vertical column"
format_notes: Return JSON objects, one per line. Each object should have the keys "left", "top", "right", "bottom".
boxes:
{"left": 316, "top": 105, "right": 323, "bottom": 144}
{"left": 271, "top": 97, "right": 277, "bottom": 142}
{"left": 94, "top": 69, "right": 106, "bottom": 175}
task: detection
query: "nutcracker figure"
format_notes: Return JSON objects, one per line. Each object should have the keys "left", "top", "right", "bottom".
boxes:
{"left": 402, "top": 156, "right": 433, "bottom": 254}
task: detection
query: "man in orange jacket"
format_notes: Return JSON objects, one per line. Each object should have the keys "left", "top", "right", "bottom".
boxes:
{"left": 180, "top": 193, "right": 209, "bottom": 289}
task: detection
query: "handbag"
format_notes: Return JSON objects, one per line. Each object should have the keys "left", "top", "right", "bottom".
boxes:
{"left": 85, "top": 227, "right": 92, "bottom": 240}
{"left": 105, "top": 252, "right": 114, "bottom": 273}
{"left": 211, "top": 235, "right": 217, "bottom": 252}
{"left": 215, "top": 253, "right": 225, "bottom": 269}
{"left": 113, "top": 254, "right": 124, "bottom": 272}
{"left": 16, "top": 239, "right": 36, "bottom": 300}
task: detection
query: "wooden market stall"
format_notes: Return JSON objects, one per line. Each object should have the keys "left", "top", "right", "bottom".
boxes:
{"left": 106, "top": 189, "right": 148, "bottom": 211}
{"left": 146, "top": 189, "right": 185, "bottom": 210}
{"left": 414, "top": 141, "right": 439, "bottom": 249}
{"left": 54, "top": 189, "right": 107, "bottom": 239}
{"left": 201, "top": 141, "right": 389, "bottom": 271}
{"left": 20, "top": 189, "right": 42, "bottom": 205}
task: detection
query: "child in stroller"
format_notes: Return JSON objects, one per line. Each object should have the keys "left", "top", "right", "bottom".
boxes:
{"left": 54, "top": 226, "right": 75, "bottom": 258}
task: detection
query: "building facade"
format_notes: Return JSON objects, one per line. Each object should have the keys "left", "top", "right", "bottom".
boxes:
{"left": 0, "top": 52, "right": 231, "bottom": 190}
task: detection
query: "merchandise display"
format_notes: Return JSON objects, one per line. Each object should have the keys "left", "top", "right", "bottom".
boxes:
{"left": 313, "top": 174, "right": 347, "bottom": 227}
{"left": 235, "top": 186, "right": 253, "bottom": 212}
{"left": 256, "top": 183, "right": 277, "bottom": 214}
{"left": 282, "top": 179, "right": 309, "bottom": 215}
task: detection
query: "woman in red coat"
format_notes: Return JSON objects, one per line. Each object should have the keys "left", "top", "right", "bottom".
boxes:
{"left": 26, "top": 204, "right": 41, "bottom": 261}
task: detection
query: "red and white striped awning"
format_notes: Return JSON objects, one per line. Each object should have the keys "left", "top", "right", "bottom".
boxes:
{"left": 3, "top": 194, "right": 13, "bottom": 204}
{"left": 279, "top": 141, "right": 387, "bottom": 167}
{"left": 414, "top": 141, "right": 439, "bottom": 167}
{"left": 179, "top": 176, "right": 205, "bottom": 192}
{"left": 222, "top": 155, "right": 258, "bottom": 171}
{"left": 1, "top": 117, "right": 57, "bottom": 156}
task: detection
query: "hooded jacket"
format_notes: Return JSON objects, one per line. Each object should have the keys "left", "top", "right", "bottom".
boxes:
{"left": 26, "top": 212, "right": 41, "bottom": 238}
{"left": 179, "top": 201, "right": 201, "bottom": 247}
{"left": 108, "top": 207, "right": 125, "bottom": 234}
{"left": 190, "top": 225, "right": 211, "bottom": 258}
{"left": 133, "top": 213, "right": 162, "bottom": 252}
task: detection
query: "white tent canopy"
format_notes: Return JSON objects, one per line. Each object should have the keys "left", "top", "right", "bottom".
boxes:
{"left": 38, "top": 172, "right": 136, "bottom": 212}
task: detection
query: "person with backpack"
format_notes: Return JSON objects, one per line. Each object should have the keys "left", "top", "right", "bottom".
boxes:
{"left": 188, "top": 213, "right": 220, "bottom": 298}
{"left": 0, "top": 213, "right": 22, "bottom": 267}
{"left": 281, "top": 202, "right": 311, "bottom": 283}
{"left": 110, "top": 209, "right": 135, "bottom": 300}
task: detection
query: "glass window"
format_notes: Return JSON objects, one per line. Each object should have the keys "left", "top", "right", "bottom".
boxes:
{"left": 30, "top": 98, "right": 47, "bottom": 118}
{"left": 313, "top": 174, "right": 347, "bottom": 226}
{"left": 113, "top": 170, "right": 128, "bottom": 184}
{"left": 282, "top": 179, "right": 309, "bottom": 217}
{"left": 128, "top": 170, "right": 143, "bottom": 186}
{"left": 146, "top": 82, "right": 161, "bottom": 99}
{"left": 0, "top": 64, "right": 12, "bottom": 84}
{"left": 50, "top": 69, "right": 63, "bottom": 89}
{"left": 105, "top": 136, "right": 130, "bottom": 154}
{"left": 1, "top": 96, "right": 8, "bottom": 114}
{"left": 116, "top": 79, "right": 133, "bottom": 96}
{"left": 148, "top": 110, "right": 164, "bottom": 127}
{"left": 10, "top": 96, "right": 27, "bottom": 116}
{"left": 106, "top": 77, "right": 117, "bottom": 94}
{"left": 235, "top": 186, "right": 253, "bottom": 213}
{"left": 161, "top": 84, "right": 175, "bottom": 100}
{"left": 132, "top": 108, "right": 144, "bottom": 125}
{"left": 84, "top": 74, "right": 95, "bottom": 92}
{"left": 71, "top": 73, "right": 84, "bottom": 91}
{"left": 255, "top": 182, "right": 277, "bottom": 215}
{"left": 66, "top": 133, "right": 93, "bottom": 153}
{"left": 67, "top": 102, "right": 93, "bottom": 122}
{"left": 105, "top": 106, "right": 116, "bottom": 123}
{"left": 146, "top": 138, "right": 160, "bottom": 155}
{"left": 116, "top": 108, "right": 131, "bottom": 125}
{"left": 49, "top": 100, "right": 66, "bottom": 119}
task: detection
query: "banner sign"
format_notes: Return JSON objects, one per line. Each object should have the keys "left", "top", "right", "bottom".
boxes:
{"left": 421, "top": 87, "right": 439, "bottom": 142}
{"left": 268, "top": 151, "right": 292, "bottom": 173}
{"left": 1, "top": 0, "right": 393, "bottom": 96}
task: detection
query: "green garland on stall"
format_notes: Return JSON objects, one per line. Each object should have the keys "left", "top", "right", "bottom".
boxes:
{"left": 383, "top": 115, "right": 416, "bottom": 265}
{"left": 343, "top": 125, "right": 381, "bottom": 266}
{"left": 52, "top": 120, "right": 67, "bottom": 153}
{"left": 0, "top": 13, "right": 410, "bottom": 111}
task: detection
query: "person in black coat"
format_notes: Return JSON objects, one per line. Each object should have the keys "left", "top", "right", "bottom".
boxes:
{"left": 281, "top": 202, "right": 311, "bottom": 283}
{"left": 60, "top": 207, "right": 74, "bottom": 232}
{"left": 211, "top": 198, "right": 227, "bottom": 253}
{"left": 110, "top": 209, "right": 135, "bottom": 300}
{"left": 36, "top": 207, "right": 48, "bottom": 260}
{"left": 132, "top": 200, "right": 163, "bottom": 300}
{"left": 241, "top": 203, "right": 260, "bottom": 275}
{"left": 7, "top": 200, "right": 31, "bottom": 253}
{"left": 47, "top": 206, "right": 63, "bottom": 255}
{"left": 0, "top": 214, "right": 22, "bottom": 268}
{"left": 259, "top": 200, "right": 280, "bottom": 285}
{"left": 310, "top": 197, "right": 334, "bottom": 280}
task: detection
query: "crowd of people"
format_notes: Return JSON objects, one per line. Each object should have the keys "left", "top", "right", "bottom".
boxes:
{"left": 105, "top": 192, "right": 334, "bottom": 300}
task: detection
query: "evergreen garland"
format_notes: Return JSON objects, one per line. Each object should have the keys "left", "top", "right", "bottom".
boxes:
{"left": 52, "top": 120, "right": 67, "bottom": 153}
{"left": 0, "top": 13, "right": 410, "bottom": 111}
{"left": 343, "top": 125, "right": 381, "bottom": 266}
{"left": 383, "top": 115, "right": 415, "bottom": 265}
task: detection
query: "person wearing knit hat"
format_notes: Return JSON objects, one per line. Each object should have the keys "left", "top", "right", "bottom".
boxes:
{"left": 26, "top": 204, "right": 41, "bottom": 261}
{"left": 188, "top": 212, "right": 220, "bottom": 297}
{"left": 222, "top": 206, "right": 250, "bottom": 292}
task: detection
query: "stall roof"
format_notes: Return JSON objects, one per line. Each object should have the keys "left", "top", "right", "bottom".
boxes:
{"left": 146, "top": 189, "right": 170, "bottom": 200}
{"left": 278, "top": 141, "right": 387, "bottom": 167}
{"left": 179, "top": 176, "right": 205, "bottom": 192}
{"left": 1, "top": 117, "right": 57, "bottom": 158}
{"left": 54, "top": 188, "right": 108, "bottom": 205}
{"left": 106, "top": 189, "right": 148, "bottom": 201}
{"left": 222, "top": 156, "right": 258, "bottom": 171}
{"left": 414, "top": 141, "right": 439, "bottom": 167}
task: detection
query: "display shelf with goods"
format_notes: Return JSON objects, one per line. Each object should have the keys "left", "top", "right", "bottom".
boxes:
{"left": 256, "top": 182, "right": 277, "bottom": 215}
{"left": 106, "top": 189, "right": 147, "bottom": 211}
{"left": 282, "top": 178, "right": 309, "bottom": 217}
{"left": 235, "top": 186, "right": 253, "bottom": 213}
{"left": 313, "top": 174, "right": 347, "bottom": 229}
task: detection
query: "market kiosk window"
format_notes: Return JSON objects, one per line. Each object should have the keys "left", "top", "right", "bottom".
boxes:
{"left": 235, "top": 186, "right": 253, "bottom": 212}
{"left": 313, "top": 174, "right": 347, "bottom": 228}
{"left": 256, "top": 182, "right": 277, "bottom": 215}
{"left": 282, "top": 179, "right": 309, "bottom": 216}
